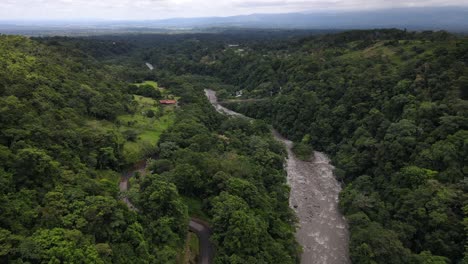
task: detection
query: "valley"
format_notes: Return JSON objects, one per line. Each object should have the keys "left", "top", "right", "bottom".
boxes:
{"left": 206, "top": 89, "right": 350, "bottom": 264}
{"left": 0, "top": 28, "right": 466, "bottom": 264}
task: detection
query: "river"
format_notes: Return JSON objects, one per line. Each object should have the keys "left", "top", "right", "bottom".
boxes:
{"left": 204, "top": 89, "right": 350, "bottom": 264}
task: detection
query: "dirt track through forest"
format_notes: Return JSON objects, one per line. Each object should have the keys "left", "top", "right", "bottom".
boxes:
{"left": 120, "top": 161, "right": 214, "bottom": 264}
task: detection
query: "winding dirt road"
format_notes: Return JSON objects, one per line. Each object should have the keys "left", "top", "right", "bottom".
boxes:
{"left": 205, "top": 89, "right": 350, "bottom": 264}
{"left": 188, "top": 218, "right": 215, "bottom": 264}
{"left": 120, "top": 163, "right": 214, "bottom": 264}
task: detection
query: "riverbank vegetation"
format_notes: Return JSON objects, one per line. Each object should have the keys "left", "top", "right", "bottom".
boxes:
{"left": 291, "top": 135, "right": 314, "bottom": 160}
{"left": 215, "top": 30, "right": 467, "bottom": 263}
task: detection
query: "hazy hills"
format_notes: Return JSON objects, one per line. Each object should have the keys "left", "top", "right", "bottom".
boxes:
{"left": 1, "top": 6, "right": 468, "bottom": 35}
{"left": 145, "top": 7, "right": 468, "bottom": 31}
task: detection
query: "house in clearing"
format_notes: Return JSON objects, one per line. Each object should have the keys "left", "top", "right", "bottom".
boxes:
{"left": 159, "top": 99, "right": 177, "bottom": 105}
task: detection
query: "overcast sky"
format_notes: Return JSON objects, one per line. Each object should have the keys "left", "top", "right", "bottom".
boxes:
{"left": 0, "top": 0, "right": 466, "bottom": 20}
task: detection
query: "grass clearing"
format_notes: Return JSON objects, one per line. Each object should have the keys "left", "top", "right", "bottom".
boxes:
{"left": 135, "top": 80, "right": 158, "bottom": 88}
{"left": 118, "top": 95, "right": 175, "bottom": 164}
{"left": 86, "top": 93, "right": 176, "bottom": 166}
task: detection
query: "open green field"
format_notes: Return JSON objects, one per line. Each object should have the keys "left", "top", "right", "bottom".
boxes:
{"left": 119, "top": 95, "right": 175, "bottom": 164}
{"left": 135, "top": 80, "right": 158, "bottom": 88}
{"left": 86, "top": 93, "right": 176, "bottom": 166}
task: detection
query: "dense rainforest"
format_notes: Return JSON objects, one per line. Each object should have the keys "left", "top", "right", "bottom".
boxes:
{"left": 70, "top": 29, "right": 465, "bottom": 263}
{"left": 1, "top": 29, "right": 467, "bottom": 263}
{"left": 220, "top": 30, "right": 468, "bottom": 263}
{"left": 0, "top": 35, "right": 191, "bottom": 263}
{"left": 128, "top": 76, "right": 299, "bottom": 263}
{"left": 0, "top": 34, "right": 299, "bottom": 263}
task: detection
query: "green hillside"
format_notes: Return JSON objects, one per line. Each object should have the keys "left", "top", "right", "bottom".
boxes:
{"left": 0, "top": 35, "right": 186, "bottom": 263}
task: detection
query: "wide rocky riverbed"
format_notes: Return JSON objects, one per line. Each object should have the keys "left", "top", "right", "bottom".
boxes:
{"left": 205, "top": 89, "right": 350, "bottom": 264}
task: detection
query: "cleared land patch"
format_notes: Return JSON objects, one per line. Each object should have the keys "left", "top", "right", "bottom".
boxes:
{"left": 86, "top": 88, "right": 176, "bottom": 166}
{"left": 118, "top": 94, "right": 175, "bottom": 164}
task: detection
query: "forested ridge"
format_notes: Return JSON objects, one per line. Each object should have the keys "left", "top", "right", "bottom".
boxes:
{"left": 98, "top": 29, "right": 466, "bottom": 263}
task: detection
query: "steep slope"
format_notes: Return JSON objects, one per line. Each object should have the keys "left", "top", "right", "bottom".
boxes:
{"left": 0, "top": 35, "right": 188, "bottom": 263}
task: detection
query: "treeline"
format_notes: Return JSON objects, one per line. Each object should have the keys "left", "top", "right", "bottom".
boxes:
{"left": 0, "top": 35, "right": 187, "bottom": 263}
{"left": 110, "top": 29, "right": 468, "bottom": 263}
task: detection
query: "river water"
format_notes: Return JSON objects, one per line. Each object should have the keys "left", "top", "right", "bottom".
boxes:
{"left": 205, "top": 89, "right": 350, "bottom": 264}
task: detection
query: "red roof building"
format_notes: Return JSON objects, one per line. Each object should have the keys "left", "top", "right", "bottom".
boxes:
{"left": 159, "top": 100, "right": 177, "bottom": 105}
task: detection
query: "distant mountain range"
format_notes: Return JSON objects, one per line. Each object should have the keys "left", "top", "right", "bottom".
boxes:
{"left": 1, "top": 6, "right": 468, "bottom": 35}
{"left": 142, "top": 7, "right": 468, "bottom": 31}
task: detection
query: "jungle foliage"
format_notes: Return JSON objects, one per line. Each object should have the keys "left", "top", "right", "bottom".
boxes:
{"left": 2, "top": 28, "right": 467, "bottom": 264}
{"left": 0, "top": 35, "right": 186, "bottom": 263}
{"left": 217, "top": 30, "right": 468, "bottom": 263}
{"left": 127, "top": 75, "right": 300, "bottom": 263}
{"left": 113, "top": 29, "right": 467, "bottom": 263}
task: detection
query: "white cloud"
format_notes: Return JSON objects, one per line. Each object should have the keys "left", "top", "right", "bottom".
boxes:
{"left": 0, "top": 0, "right": 466, "bottom": 20}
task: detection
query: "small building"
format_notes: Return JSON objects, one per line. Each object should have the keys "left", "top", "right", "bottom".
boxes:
{"left": 159, "top": 100, "right": 177, "bottom": 105}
